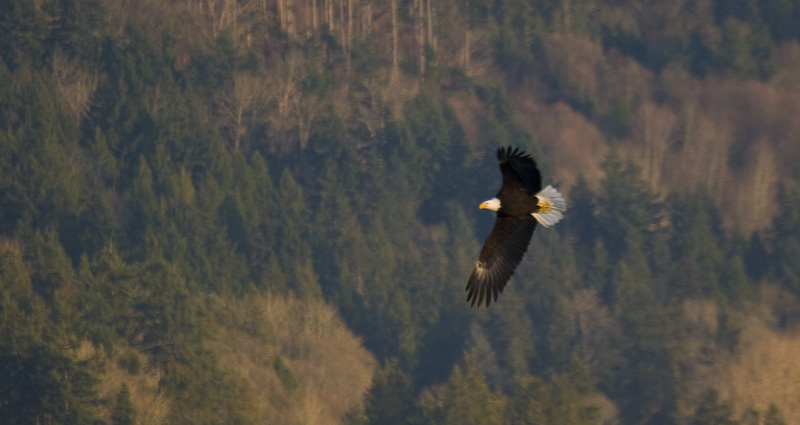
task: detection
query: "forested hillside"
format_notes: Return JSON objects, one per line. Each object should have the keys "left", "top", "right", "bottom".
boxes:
{"left": 2, "top": 0, "right": 800, "bottom": 424}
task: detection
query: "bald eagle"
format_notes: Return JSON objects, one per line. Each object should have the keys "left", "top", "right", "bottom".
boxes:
{"left": 466, "top": 147, "right": 566, "bottom": 307}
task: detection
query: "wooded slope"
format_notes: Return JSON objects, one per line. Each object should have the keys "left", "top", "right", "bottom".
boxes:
{"left": 2, "top": 0, "right": 800, "bottom": 424}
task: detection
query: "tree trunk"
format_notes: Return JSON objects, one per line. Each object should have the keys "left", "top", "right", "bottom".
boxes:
{"left": 289, "top": 0, "right": 296, "bottom": 38}
{"left": 312, "top": 0, "right": 318, "bottom": 32}
{"left": 231, "top": 0, "right": 237, "bottom": 43}
{"left": 416, "top": 0, "right": 425, "bottom": 76}
{"left": 341, "top": 0, "right": 351, "bottom": 76}
{"left": 278, "top": 0, "right": 286, "bottom": 32}
{"left": 464, "top": 29, "right": 470, "bottom": 73}
{"left": 339, "top": 0, "right": 346, "bottom": 42}
{"left": 328, "top": 0, "right": 334, "bottom": 32}
{"left": 427, "top": 0, "right": 434, "bottom": 50}
{"left": 362, "top": 2, "right": 371, "bottom": 38}
{"left": 391, "top": 0, "right": 398, "bottom": 80}
{"left": 347, "top": 0, "right": 353, "bottom": 45}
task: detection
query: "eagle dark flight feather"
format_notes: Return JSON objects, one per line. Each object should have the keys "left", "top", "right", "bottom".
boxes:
{"left": 498, "top": 146, "right": 542, "bottom": 196}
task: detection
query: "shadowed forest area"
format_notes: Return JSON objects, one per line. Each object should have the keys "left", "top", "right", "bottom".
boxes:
{"left": 2, "top": 0, "right": 800, "bottom": 424}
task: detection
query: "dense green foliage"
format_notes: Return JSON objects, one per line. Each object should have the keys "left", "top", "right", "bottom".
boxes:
{"left": 1, "top": 0, "right": 800, "bottom": 424}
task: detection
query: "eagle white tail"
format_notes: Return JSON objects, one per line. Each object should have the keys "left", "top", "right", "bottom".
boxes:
{"left": 532, "top": 185, "right": 566, "bottom": 227}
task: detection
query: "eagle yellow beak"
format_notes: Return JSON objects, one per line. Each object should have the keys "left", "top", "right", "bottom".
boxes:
{"left": 479, "top": 202, "right": 489, "bottom": 209}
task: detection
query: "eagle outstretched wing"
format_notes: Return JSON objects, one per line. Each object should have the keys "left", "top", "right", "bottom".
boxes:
{"left": 465, "top": 215, "right": 537, "bottom": 307}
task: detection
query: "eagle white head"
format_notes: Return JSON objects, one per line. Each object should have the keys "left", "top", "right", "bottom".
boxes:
{"left": 479, "top": 198, "right": 501, "bottom": 212}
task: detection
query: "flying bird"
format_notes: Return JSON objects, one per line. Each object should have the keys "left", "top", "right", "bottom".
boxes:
{"left": 466, "top": 146, "right": 566, "bottom": 307}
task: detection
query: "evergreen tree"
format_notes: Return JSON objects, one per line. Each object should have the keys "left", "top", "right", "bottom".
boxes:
{"left": 275, "top": 168, "right": 320, "bottom": 298}
{"left": 763, "top": 404, "right": 787, "bottom": 425}
{"left": 596, "top": 151, "right": 660, "bottom": 263}
{"left": 610, "top": 243, "right": 676, "bottom": 425}
{"left": 365, "top": 360, "right": 418, "bottom": 425}
{"left": 442, "top": 351, "right": 505, "bottom": 425}
{"left": 2, "top": 1, "right": 800, "bottom": 423}
{"left": 692, "top": 388, "right": 738, "bottom": 425}
{"left": 111, "top": 384, "right": 136, "bottom": 425}
{"left": 508, "top": 357, "right": 596, "bottom": 425}
{"left": 744, "top": 232, "right": 768, "bottom": 282}
{"left": 669, "top": 189, "right": 726, "bottom": 300}
{"left": 0, "top": 0, "right": 48, "bottom": 70}
{"left": 567, "top": 176, "right": 598, "bottom": 272}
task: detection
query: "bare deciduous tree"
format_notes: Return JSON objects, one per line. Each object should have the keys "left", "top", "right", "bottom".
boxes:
{"left": 542, "top": 33, "right": 603, "bottom": 105}
{"left": 292, "top": 90, "right": 324, "bottom": 150}
{"left": 265, "top": 52, "right": 325, "bottom": 152}
{"left": 216, "top": 72, "right": 267, "bottom": 152}
{"left": 356, "top": 79, "right": 389, "bottom": 139}
{"left": 51, "top": 49, "right": 99, "bottom": 124}
{"left": 629, "top": 102, "right": 678, "bottom": 189}
{"left": 260, "top": 294, "right": 377, "bottom": 423}
{"left": 277, "top": 0, "right": 297, "bottom": 37}
{"left": 567, "top": 288, "right": 620, "bottom": 381}
{"left": 198, "top": 0, "right": 261, "bottom": 45}
{"left": 737, "top": 141, "right": 778, "bottom": 234}
{"left": 527, "top": 102, "right": 608, "bottom": 191}
{"left": 673, "top": 106, "right": 731, "bottom": 198}
{"left": 311, "top": 0, "right": 319, "bottom": 33}
{"left": 415, "top": 0, "right": 426, "bottom": 76}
